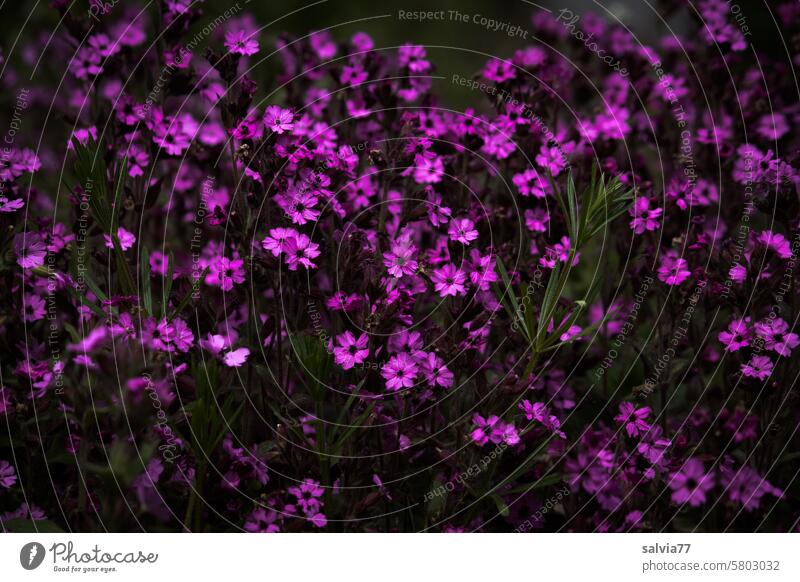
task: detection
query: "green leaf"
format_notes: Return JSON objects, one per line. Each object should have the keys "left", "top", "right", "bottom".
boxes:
{"left": 168, "top": 267, "right": 208, "bottom": 323}
{"left": 3, "top": 519, "right": 65, "bottom": 533}
{"left": 141, "top": 246, "right": 153, "bottom": 315}
{"left": 161, "top": 251, "right": 175, "bottom": 318}
{"left": 491, "top": 494, "right": 510, "bottom": 517}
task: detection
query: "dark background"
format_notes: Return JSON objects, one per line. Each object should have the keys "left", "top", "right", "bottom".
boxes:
{"left": 0, "top": 0, "right": 788, "bottom": 109}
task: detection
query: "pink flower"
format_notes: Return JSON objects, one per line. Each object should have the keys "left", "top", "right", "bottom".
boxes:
{"left": 448, "top": 218, "right": 479, "bottom": 245}
{"left": 0, "top": 196, "right": 24, "bottom": 212}
{"left": 425, "top": 189, "right": 452, "bottom": 227}
{"left": 149, "top": 251, "right": 170, "bottom": 276}
{"left": 483, "top": 57, "right": 515, "bottom": 82}
{"left": 756, "top": 230, "right": 792, "bottom": 260}
{"left": 223, "top": 347, "right": 250, "bottom": 367}
{"left": 741, "top": 355, "right": 773, "bottom": 380}
{"left": 205, "top": 256, "right": 246, "bottom": 291}
{"left": 264, "top": 106, "right": 294, "bottom": 134}
{"left": 104, "top": 227, "right": 137, "bottom": 251}
{"left": 668, "top": 458, "right": 715, "bottom": 507}
{"left": 0, "top": 460, "right": 17, "bottom": 489}
{"left": 14, "top": 233, "right": 47, "bottom": 269}
{"left": 513, "top": 168, "right": 547, "bottom": 198}
{"left": 729, "top": 264, "right": 747, "bottom": 283}
{"left": 381, "top": 353, "right": 418, "bottom": 391}
{"left": 262, "top": 227, "right": 298, "bottom": 257}
{"left": 419, "top": 352, "right": 454, "bottom": 388}
{"left": 225, "top": 30, "right": 259, "bottom": 56}
{"left": 614, "top": 402, "right": 652, "bottom": 437}
{"left": 142, "top": 317, "right": 194, "bottom": 353}
{"left": 656, "top": 251, "right": 691, "bottom": 285}
{"left": 524, "top": 208, "right": 550, "bottom": 232}
{"left": 470, "top": 413, "right": 500, "bottom": 446}
{"left": 539, "top": 236, "right": 579, "bottom": 269}
{"left": 333, "top": 331, "right": 369, "bottom": 370}
{"left": 471, "top": 414, "right": 520, "bottom": 446}
{"left": 431, "top": 263, "right": 467, "bottom": 297}
{"left": 152, "top": 117, "right": 191, "bottom": 155}
{"left": 519, "top": 401, "right": 566, "bottom": 439}
{"left": 283, "top": 234, "right": 320, "bottom": 270}
{"left": 384, "top": 240, "right": 418, "bottom": 278}
{"left": 22, "top": 294, "right": 47, "bottom": 322}
{"left": 282, "top": 192, "right": 320, "bottom": 225}
{"left": 412, "top": 155, "right": 444, "bottom": 184}
{"left": 628, "top": 197, "right": 663, "bottom": 234}
{"left": 288, "top": 478, "right": 324, "bottom": 515}
{"left": 718, "top": 317, "right": 751, "bottom": 352}
{"left": 468, "top": 250, "right": 497, "bottom": 291}
{"left": 755, "top": 318, "right": 799, "bottom": 356}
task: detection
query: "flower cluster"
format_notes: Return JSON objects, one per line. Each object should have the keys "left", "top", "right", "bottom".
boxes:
{"left": 0, "top": 1, "right": 798, "bottom": 533}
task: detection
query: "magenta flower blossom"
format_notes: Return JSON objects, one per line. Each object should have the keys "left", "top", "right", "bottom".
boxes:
{"left": 470, "top": 413, "right": 501, "bottom": 446}
{"left": 513, "top": 168, "right": 547, "bottom": 198}
{"left": 721, "top": 462, "right": 784, "bottom": 511}
{"left": 756, "top": 230, "right": 793, "bottom": 260}
{"left": 483, "top": 57, "right": 515, "bottom": 82}
{"left": 149, "top": 251, "right": 169, "bottom": 276}
{"left": 264, "top": 106, "right": 294, "bottom": 134}
{"left": 70, "top": 46, "right": 103, "bottom": 79}
{"left": 729, "top": 264, "right": 747, "bottom": 283}
{"left": 283, "top": 234, "right": 321, "bottom": 271}
{"left": 419, "top": 352, "right": 454, "bottom": 388}
{"left": 0, "top": 460, "right": 17, "bottom": 489}
{"left": 398, "top": 44, "right": 431, "bottom": 73}
{"left": 468, "top": 250, "right": 498, "bottom": 291}
{"left": 152, "top": 117, "right": 191, "bottom": 155}
{"left": 425, "top": 189, "right": 452, "bottom": 227}
{"left": 539, "top": 236, "right": 579, "bottom": 269}
{"left": 524, "top": 207, "right": 550, "bottom": 232}
{"left": 656, "top": 251, "right": 691, "bottom": 285}
{"left": 224, "top": 30, "right": 260, "bottom": 56}
{"left": 431, "top": 264, "right": 467, "bottom": 297}
{"left": 614, "top": 402, "right": 652, "bottom": 437}
{"left": 384, "top": 239, "right": 418, "bottom": 278}
{"left": 206, "top": 256, "right": 246, "bottom": 291}
{"left": 519, "top": 401, "right": 566, "bottom": 439}
{"left": 755, "top": 318, "right": 799, "bottom": 356}
{"left": 333, "top": 331, "right": 369, "bottom": 370}
{"left": 381, "top": 353, "right": 418, "bottom": 391}
{"left": 223, "top": 348, "right": 250, "bottom": 368}
{"left": 142, "top": 317, "right": 194, "bottom": 353}
{"left": 326, "top": 292, "right": 363, "bottom": 312}
{"left": 0, "top": 196, "right": 24, "bottom": 212}
{"left": 22, "top": 294, "right": 47, "bottom": 322}
{"left": 471, "top": 413, "right": 520, "bottom": 446}
{"left": 288, "top": 478, "right": 324, "bottom": 515}
{"left": 104, "top": 227, "right": 137, "bottom": 251}
{"left": 388, "top": 330, "right": 423, "bottom": 356}
{"left": 628, "top": 197, "right": 663, "bottom": 234}
{"left": 448, "top": 218, "right": 479, "bottom": 245}
{"left": 244, "top": 507, "right": 280, "bottom": 533}
{"left": 14, "top": 233, "right": 47, "bottom": 269}
{"left": 281, "top": 191, "right": 320, "bottom": 225}
{"left": 412, "top": 155, "right": 444, "bottom": 184}
{"left": 668, "top": 459, "right": 715, "bottom": 507}
{"left": 718, "top": 317, "right": 751, "bottom": 352}
{"left": 741, "top": 355, "right": 773, "bottom": 380}
{"left": 262, "top": 227, "right": 298, "bottom": 257}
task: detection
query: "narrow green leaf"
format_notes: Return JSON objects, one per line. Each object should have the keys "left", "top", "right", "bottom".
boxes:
{"left": 141, "top": 247, "right": 153, "bottom": 315}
